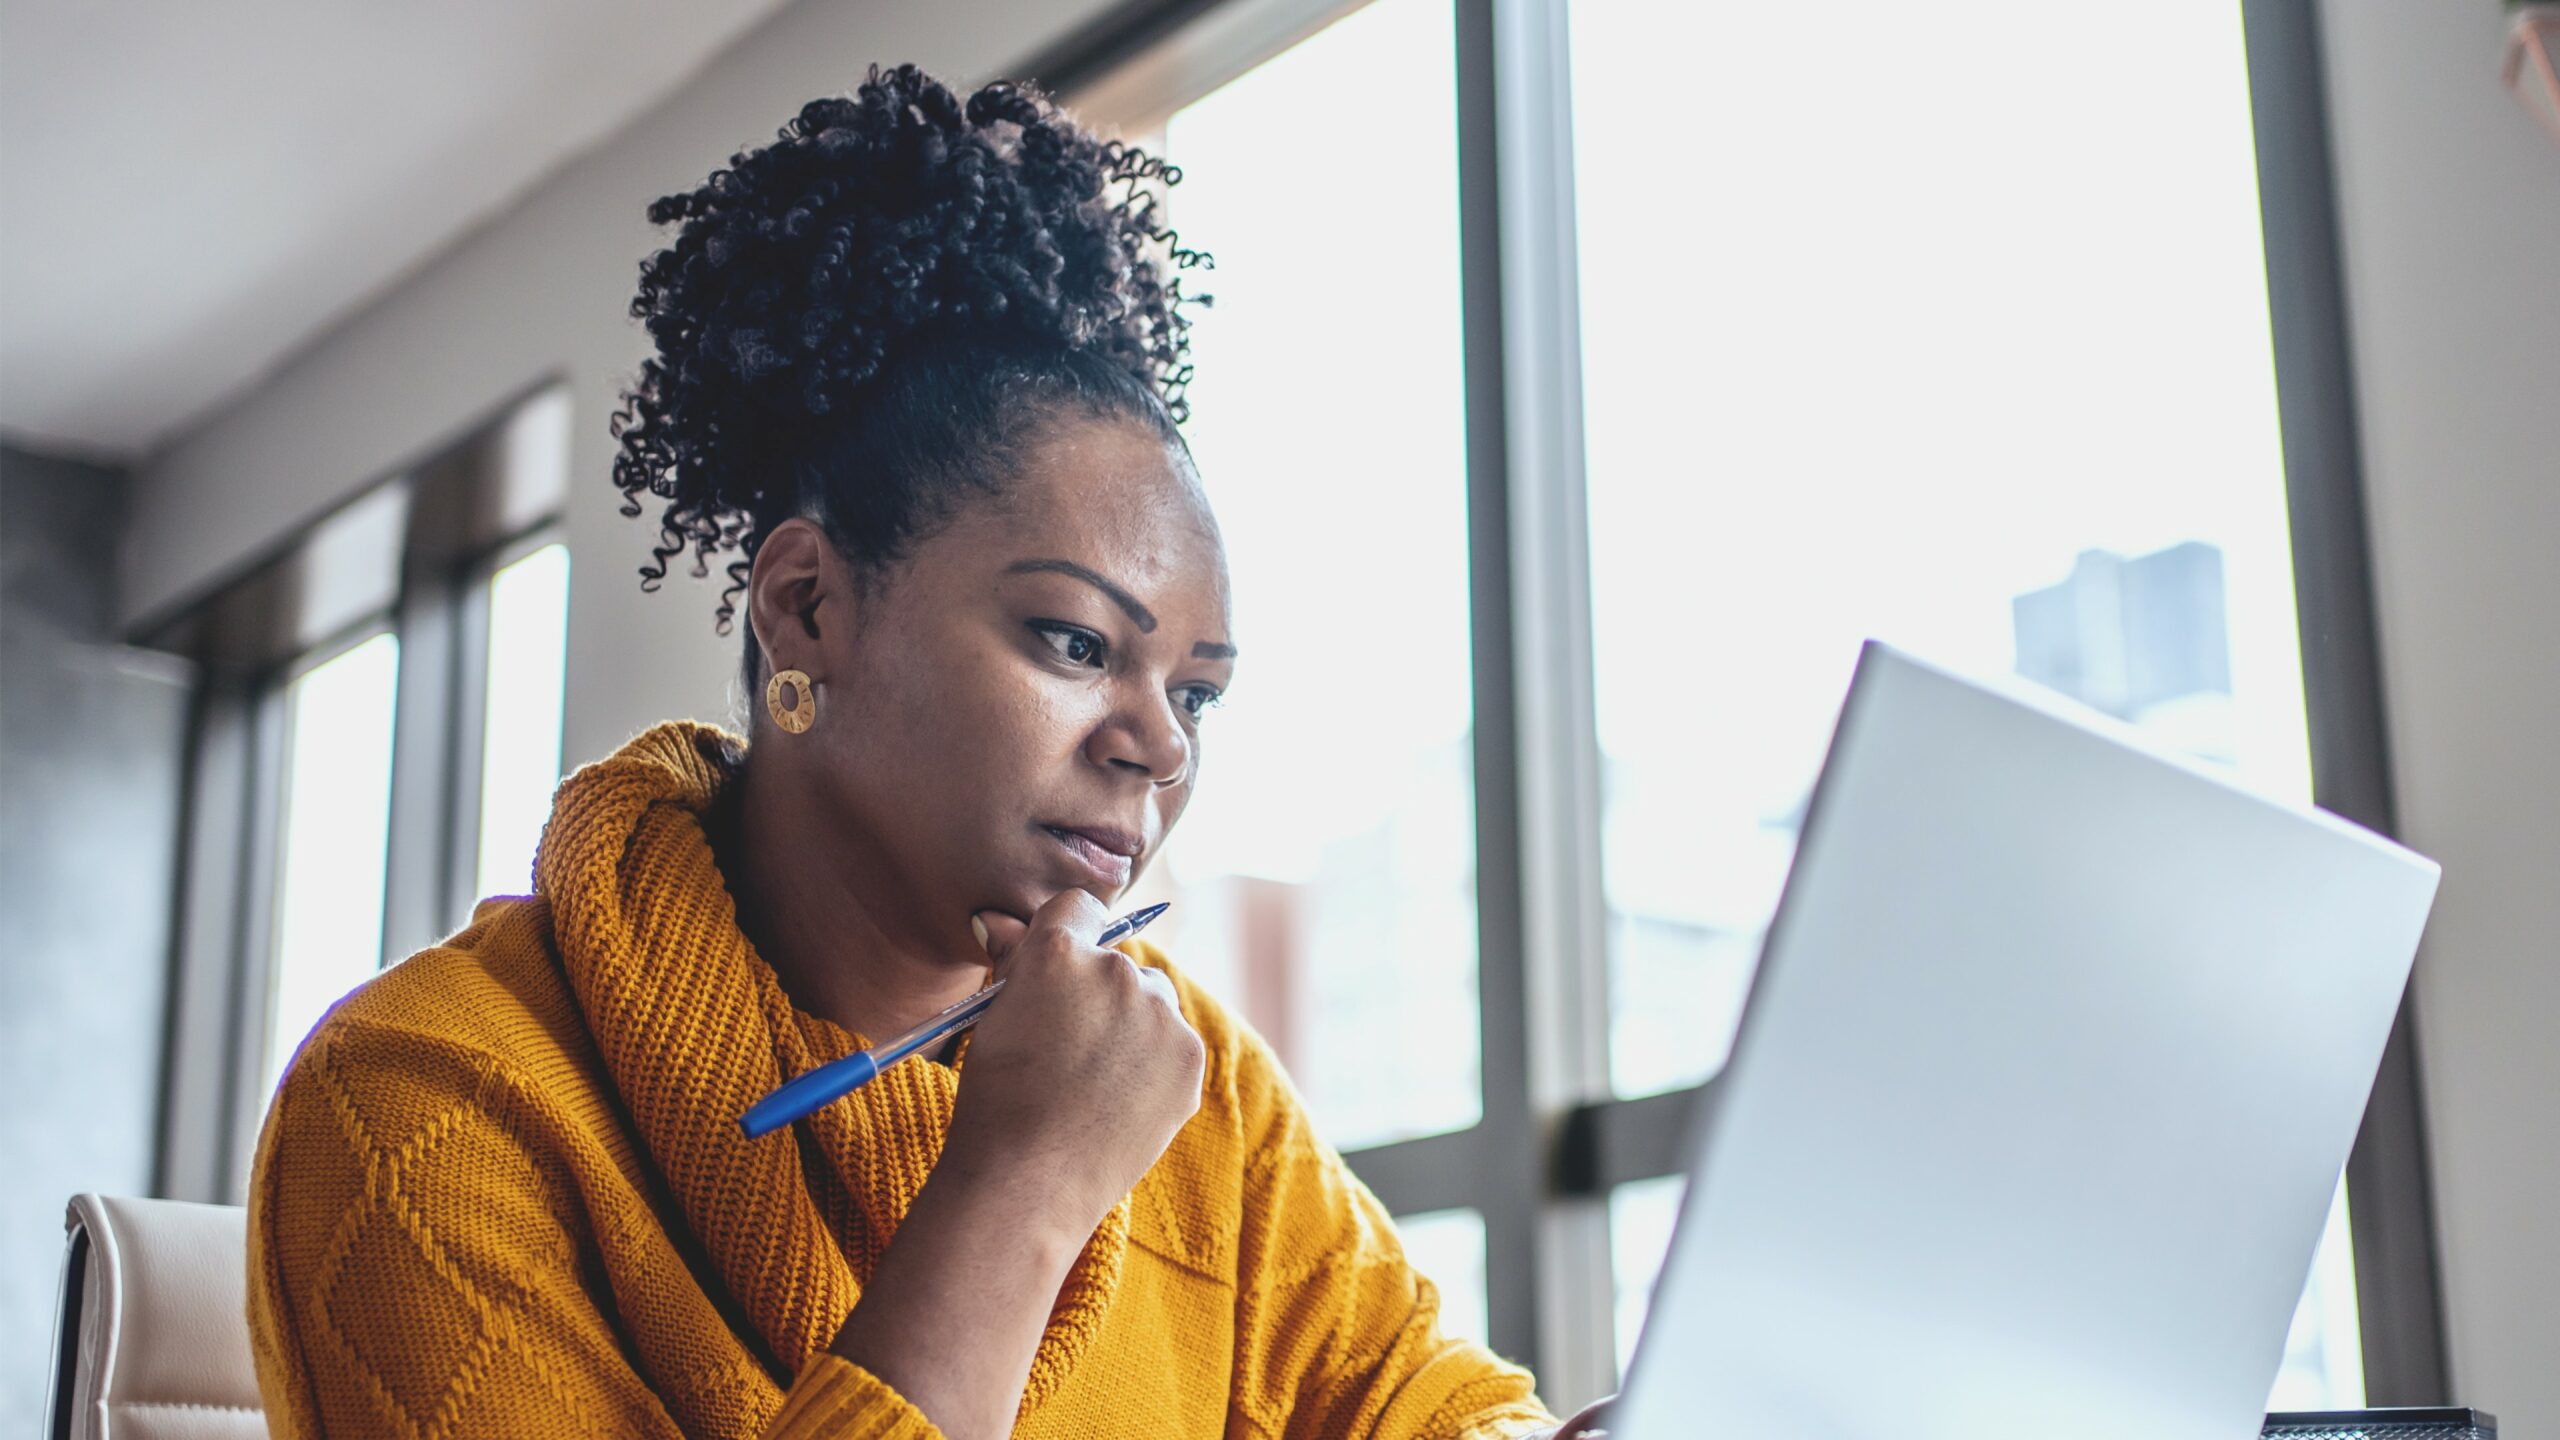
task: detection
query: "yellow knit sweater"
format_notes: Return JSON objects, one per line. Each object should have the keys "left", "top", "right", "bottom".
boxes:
{"left": 246, "top": 720, "right": 1553, "bottom": 1438}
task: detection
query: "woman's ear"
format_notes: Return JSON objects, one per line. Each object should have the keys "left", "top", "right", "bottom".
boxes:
{"left": 744, "top": 518, "right": 842, "bottom": 676}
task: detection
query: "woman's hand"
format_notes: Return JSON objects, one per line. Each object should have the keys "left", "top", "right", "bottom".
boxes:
{"left": 826, "top": 889, "right": 1204, "bottom": 1440}
{"left": 953, "top": 888, "right": 1207, "bottom": 1236}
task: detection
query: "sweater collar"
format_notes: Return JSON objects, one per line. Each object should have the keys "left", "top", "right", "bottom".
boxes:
{"left": 533, "top": 720, "right": 1129, "bottom": 1425}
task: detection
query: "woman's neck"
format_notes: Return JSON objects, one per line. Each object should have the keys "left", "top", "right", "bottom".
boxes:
{"left": 713, "top": 747, "right": 989, "bottom": 1046}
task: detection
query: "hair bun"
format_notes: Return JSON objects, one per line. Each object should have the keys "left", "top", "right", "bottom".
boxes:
{"left": 611, "top": 62, "right": 1206, "bottom": 612}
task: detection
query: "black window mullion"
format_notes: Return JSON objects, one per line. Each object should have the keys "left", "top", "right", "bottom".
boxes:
{"left": 1553, "top": 1085, "right": 1705, "bottom": 1199}
{"left": 382, "top": 550, "right": 467, "bottom": 967}
{"left": 2239, "top": 0, "right": 2449, "bottom": 1403}
{"left": 1477, "top": 0, "right": 1624, "bottom": 1399}
{"left": 217, "top": 678, "right": 290, "bottom": 1203}
{"left": 440, "top": 568, "right": 496, "bottom": 932}
{"left": 154, "top": 678, "right": 257, "bottom": 1204}
{"left": 1343, "top": 1128, "right": 1494, "bottom": 1217}
{"left": 1454, "top": 0, "right": 1548, "bottom": 1374}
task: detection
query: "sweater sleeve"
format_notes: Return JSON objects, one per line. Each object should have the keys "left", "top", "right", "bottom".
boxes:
{"left": 244, "top": 1022, "right": 941, "bottom": 1440}
{"left": 1222, "top": 1022, "right": 1557, "bottom": 1440}
{"left": 765, "top": 1356, "right": 941, "bottom": 1439}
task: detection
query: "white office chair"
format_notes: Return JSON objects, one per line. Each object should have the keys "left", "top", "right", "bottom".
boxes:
{"left": 45, "top": 1194, "right": 267, "bottom": 1440}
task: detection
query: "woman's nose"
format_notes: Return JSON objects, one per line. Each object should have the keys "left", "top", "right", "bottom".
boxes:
{"left": 1090, "top": 687, "right": 1190, "bottom": 786}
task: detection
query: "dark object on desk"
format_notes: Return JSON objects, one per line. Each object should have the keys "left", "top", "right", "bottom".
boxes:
{"left": 2264, "top": 1408, "right": 2496, "bottom": 1439}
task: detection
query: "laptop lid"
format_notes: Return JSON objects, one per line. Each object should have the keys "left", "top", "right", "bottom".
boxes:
{"left": 1613, "top": 642, "right": 2439, "bottom": 1440}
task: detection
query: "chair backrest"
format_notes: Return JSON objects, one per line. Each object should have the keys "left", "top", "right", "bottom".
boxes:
{"left": 46, "top": 1194, "right": 267, "bottom": 1440}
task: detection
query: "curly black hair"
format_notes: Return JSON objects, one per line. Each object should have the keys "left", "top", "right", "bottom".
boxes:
{"left": 609, "top": 63, "right": 1211, "bottom": 677}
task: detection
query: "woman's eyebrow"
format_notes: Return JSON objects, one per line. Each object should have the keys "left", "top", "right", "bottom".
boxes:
{"left": 1004, "top": 556, "right": 1236, "bottom": 658}
{"left": 1005, "top": 557, "right": 1156, "bottom": 633}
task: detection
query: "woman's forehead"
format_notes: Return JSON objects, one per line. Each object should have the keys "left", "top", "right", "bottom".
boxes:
{"left": 940, "top": 417, "right": 1230, "bottom": 614}
{"left": 995, "top": 425, "right": 1218, "bottom": 557}
{"left": 1008, "top": 416, "right": 1199, "bottom": 511}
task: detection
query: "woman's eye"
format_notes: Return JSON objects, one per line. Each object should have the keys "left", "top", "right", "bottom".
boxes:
{"left": 1175, "top": 685, "right": 1223, "bottom": 720}
{"left": 1031, "top": 622, "right": 1106, "bottom": 667}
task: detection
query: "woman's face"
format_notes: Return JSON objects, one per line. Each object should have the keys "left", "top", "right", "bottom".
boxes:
{"left": 753, "top": 412, "right": 1233, "bottom": 955}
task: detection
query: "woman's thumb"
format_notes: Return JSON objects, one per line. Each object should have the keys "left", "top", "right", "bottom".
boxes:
{"left": 972, "top": 910, "right": 1030, "bottom": 964}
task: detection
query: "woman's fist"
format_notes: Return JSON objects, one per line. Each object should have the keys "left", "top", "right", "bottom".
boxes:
{"left": 945, "top": 890, "right": 1206, "bottom": 1236}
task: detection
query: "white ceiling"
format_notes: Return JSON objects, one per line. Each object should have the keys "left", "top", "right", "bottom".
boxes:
{"left": 0, "top": 0, "right": 804, "bottom": 461}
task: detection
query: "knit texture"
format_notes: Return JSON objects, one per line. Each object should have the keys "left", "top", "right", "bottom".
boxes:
{"left": 246, "top": 720, "right": 1556, "bottom": 1439}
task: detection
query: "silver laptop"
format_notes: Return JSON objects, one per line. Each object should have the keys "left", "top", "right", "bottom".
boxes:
{"left": 1613, "top": 642, "right": 2439, "bottom": 1440}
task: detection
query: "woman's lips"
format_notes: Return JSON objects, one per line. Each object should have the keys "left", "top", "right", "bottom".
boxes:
{"left": 1040, "top": 824, "right": 1136, "bottom": 891}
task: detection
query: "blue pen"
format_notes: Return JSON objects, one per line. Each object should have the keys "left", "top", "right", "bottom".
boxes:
{"left": 739, "top": 901, "right": 1170, "bottom": 1138}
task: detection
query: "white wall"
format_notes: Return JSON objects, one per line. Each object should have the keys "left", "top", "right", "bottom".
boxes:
{"left": 1, "top": 448, "right": 190, "bottom": 1436}
{"left": 119, "top": 0, "right": 1125, "bottom": 768}
{"left": 2317, "top": 0, "right": 2560, "bottom": 1428}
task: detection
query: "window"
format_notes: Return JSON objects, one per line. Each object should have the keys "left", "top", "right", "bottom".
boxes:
{"left": 154, "top": 383, "right": 574, "bottom": 1201}
{"left": 1607, "top": 1175, "right": 1683, "bottom": 1379}
{"left": 2272, "top": 1179, "right": 2367, "bottom": 1407}
{"left": 1064, "top": 0, "right": 2434, "bottom": 1405}
{"left": 471, "top": 541, "right": 572, "bottom": 901}
{"left": 1397, "top": 1207, "right": 1492, "bottom": 1348}
{"left": 239, "top": 527, "right": 570, "bottom": 1142}
{"left": 1567, "top": 0, "right": 2352, "bottom": 1403}
{"left": 1127, "top": 0, "right": 1480, "bottom": 1154}
{"left": 1568, "top": 0, "right": 2309, "bottom": 1098}
{"left": 251, "top": 533, "right": 571, "bottom": 1094}
{"left": 260, "top": 630, "right": 400, "bottom": 1092}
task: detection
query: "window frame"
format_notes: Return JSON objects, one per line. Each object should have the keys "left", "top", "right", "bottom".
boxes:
{"left": 385, "top": 520, "right": 571, "bottom": 962}
{"left": 234, "top": 620, "right": 406, "bottom": 1171}
{"left": 1027, "top": 0, "right": 2448, "bottom": 1402}
{"left": 2239, "top": 0, "right": 2450, "bottom": 1402}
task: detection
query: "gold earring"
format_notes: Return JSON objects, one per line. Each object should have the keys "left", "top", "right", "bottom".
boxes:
{"left": 765, "top": 668, "right": 817, "bottom": 734}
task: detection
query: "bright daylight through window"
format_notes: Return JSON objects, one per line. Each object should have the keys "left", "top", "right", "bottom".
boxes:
{"left": 474, "top": 542, "right": 572, "bottom": 901}
{"left": 263, "top": 632, "right": 400, "bottom": 1093}
{"left": 261, "top": 537, "right": 574, "bottom": 1098}
{"left": 1570, "top": 0, "right": 2361, "bottom": 1404}
{"left": 1138, "top": 0, "right": 1480, "bottom": 1157}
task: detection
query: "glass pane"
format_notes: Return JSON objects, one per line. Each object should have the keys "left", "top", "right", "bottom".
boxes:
{"left": 1569, "top": 0, "right": 2354, "bottom": 1392}
{"left": 1570, "top": 0, "right": 2311, "bottom": 1098}
{"left": 474, "top": 542, "right": 571, "bottom": 903}
{"left": 2269, "top": 1175, "right": 2366, "bottom": 1409}
{"left": 265, "top": 631, "right": 400, "bottom": 1090}
{"left": 1137, "top": 0, "right": 1479, "bottom": 1151}
{"left": 1608, "top": 1175, "right": 1685, "bottom": 1381}
{"left": 1395, "top": 1207, "right": 1490, "bottom": 1350}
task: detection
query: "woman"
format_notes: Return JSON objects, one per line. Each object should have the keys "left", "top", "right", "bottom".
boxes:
{"left": 246, "top": 65, "right": 1611, "bottom": 1440}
